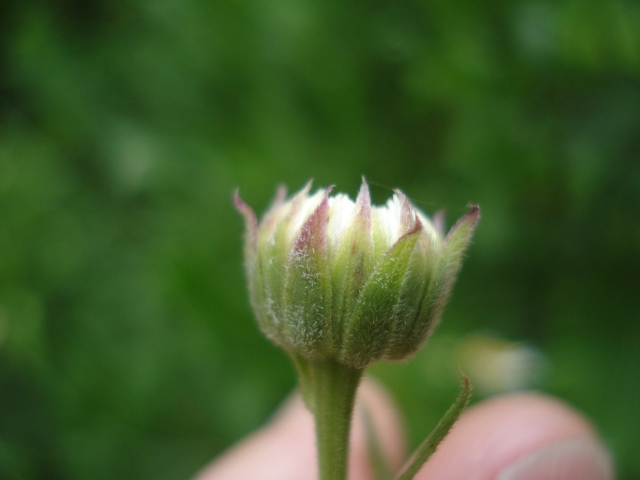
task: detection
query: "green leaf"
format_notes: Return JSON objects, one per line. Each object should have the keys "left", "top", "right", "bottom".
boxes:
{"left": 394, "top": 377, "right": 472, "bottom": 480}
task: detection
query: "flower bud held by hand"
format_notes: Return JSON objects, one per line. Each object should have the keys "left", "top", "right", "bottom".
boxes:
{"left": 235, "top": 179, "right": 479, "bottom": 480}
{"left": 234, "top": 179, "right": 479, "bottom": 368}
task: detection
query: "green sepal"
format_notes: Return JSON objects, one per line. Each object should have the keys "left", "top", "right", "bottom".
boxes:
{"left": 328, "top": 181, "right": 374, "bottom": 354}
{"left": 254, "top": 185, "right": 303, "bottom": 338}
{"left": 383, "top": 232, "right": 434, "bottom": 360}
{"left": 283, "top": 190, "right": 333, "bottom": 357}
{"left": 439, "top": 205, "right": 480, "bottom": 287}
{"left": 404, "top": 206, "right": 480, "bottom": 354}
{"left": 340, "top": 224, "right": 423, "bottom": 368}
{"left": 234, "top": 191, "right": 271, "bottom": 332}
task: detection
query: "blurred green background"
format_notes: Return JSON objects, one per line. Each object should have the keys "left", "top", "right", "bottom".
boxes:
{"left": 1, "top": 0, "right": 639, "bottom": 478}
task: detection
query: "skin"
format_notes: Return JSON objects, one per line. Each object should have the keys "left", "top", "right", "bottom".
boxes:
{"left": 195, "top": 380, "right": 613, "bottom": 480}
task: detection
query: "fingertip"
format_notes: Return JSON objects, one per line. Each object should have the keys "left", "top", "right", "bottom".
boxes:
{"left": 495, "top": 435, "right": 613, "bottom": 480}
{"left": 194, "top": 395, "right": 315, "bottom": 480}
{"left": 415, "top": 392, "right": 613, "bottom": 480}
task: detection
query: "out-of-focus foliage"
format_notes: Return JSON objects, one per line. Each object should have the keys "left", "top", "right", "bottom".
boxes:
{"left": 0, "top": 0, "right": 638, "bottom": 478}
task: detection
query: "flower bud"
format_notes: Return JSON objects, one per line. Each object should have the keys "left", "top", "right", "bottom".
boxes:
{"left": 235, "top": 179, "right": 479, "bottom": 369}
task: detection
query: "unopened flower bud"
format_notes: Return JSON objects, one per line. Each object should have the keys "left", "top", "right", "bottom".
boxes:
{"left": 235, "top": 179, "right": 479, "bottom": 369}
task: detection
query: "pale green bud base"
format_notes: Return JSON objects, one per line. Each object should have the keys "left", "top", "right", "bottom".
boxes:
{"left": 291, "top": 353, "right": 472, "bottom": 480}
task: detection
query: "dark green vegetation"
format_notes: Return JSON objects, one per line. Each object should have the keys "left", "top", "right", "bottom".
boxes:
{"left": 1, "top": 1, "right": 638, "bottom": 478}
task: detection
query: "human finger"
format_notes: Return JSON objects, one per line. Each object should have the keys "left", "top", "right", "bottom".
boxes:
{"left": 414, "top": 392, "right": 613, "bottom": 480}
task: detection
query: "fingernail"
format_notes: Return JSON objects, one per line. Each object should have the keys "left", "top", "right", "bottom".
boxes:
{"left": 496, "top": 436, "right": 613, "bottom": 480}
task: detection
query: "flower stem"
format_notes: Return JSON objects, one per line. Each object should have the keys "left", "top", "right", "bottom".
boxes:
{"left": 292, "top": 356, "right": 364, "bottom": 480}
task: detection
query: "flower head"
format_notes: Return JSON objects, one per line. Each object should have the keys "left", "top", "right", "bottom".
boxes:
{"left": 235, "top": 179, "right": 479, "bottom": 369}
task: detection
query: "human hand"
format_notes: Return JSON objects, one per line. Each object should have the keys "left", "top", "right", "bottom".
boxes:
{"left": 195, "top": 380, "right": 613, "bottom": 480}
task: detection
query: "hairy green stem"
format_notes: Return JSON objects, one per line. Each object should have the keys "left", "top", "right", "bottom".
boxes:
{"left": 292, "top": 356, "right": 364, "bottom": 480}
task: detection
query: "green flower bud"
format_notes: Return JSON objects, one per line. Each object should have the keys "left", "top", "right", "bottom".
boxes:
{"left": 235, "top": 179, "right": 479, "bottom": 369}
